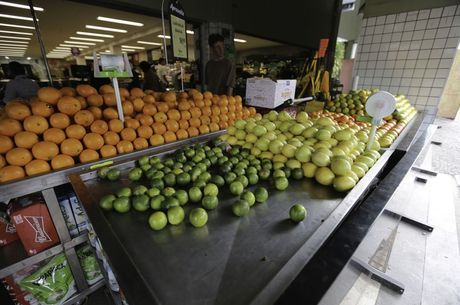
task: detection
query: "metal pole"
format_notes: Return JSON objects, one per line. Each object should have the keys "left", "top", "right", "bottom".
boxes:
{"left": 161, "top": 0, "right": 169, "bottom": 64}
{"left": 180, "top": 62, "right": 184, "bottom": 92}
{"left": 27, "top": 0, "right": 53, "bottom": 85}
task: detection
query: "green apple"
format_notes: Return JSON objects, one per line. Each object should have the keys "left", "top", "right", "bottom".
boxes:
{"left": 351, "top": 164, "right": 366, "bottom": 178}
{"left": 331, "top": 158, "right": 352, "bottom": 176}
{"left": 295, "top": 112, "right": 309, "bottom": 123}
{"left": 253, "top": 125, "right": 268, "bottom": 137}
{"left": 259, "top": 151, "right": 273, "bottom": 160}
{"left": 227, "top": 126, "right": 237, "bottom": 135}
{"left": 245, "top": 133, "right": 258, "bottom": 143}
{"left": 269, "top": 139, "right": 285, "bottom": 154}
{"left": 286, "top": 159, "right": 301, "bottom": 169}
{"left": 295, "top": 146, "right": 312, "bottom": 163}
{"left": 289, "top": 123, "right": 306, "bottom": 136}
{"left": 265, "top": 110, "right": 278, "bottom": 121}
{"left": 302, "top": 127, "right": 318, "bottom": 138}
{"left": 302, "top": 162, "right": 317, "bottom": 178}
{"left": 315, "top": 167, "right": 335, "bottom": 185}
{"left": 235, "top": 129, "right": 246, "bottom": 140}
{"left": 279, "top": 121, "right": 293, "bottom": 132}
{"left": 263, "top": 131, "right": 277, "bottom": 141}
{"left": 315, "top": 117, "right": 335, "bottom": 126}
{"left": 278, "top": 111, "right": 292, "bottom": 121}
{"left": 273, "top": 154, "right": 288, "bottom": 163}
{"left": 281, "top": 144, "right": 296, "bottom": 158}
{"left": 288, "top": 138, "right": 303, "bottom": 148}
{"left": 234, "top": 119, "right": 247, "bottom": 129}
{"left": 255, "top": 138, "right": 270, "bottom": 151}
{"left": 264, "top": 121, "right": 276, "bottom": 131}
{"left": 315, "top": 129, "right": 332, "bottom": 141}
{"left": 312, "top": 151, "right": 331, "bottom": 167}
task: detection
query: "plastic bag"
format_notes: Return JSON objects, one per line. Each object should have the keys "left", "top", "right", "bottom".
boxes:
{"left": 77, "top": 244, "right": 103, "bottom": 285}
{"left": 19, "top": 254, "right": 76, "bottom": 305}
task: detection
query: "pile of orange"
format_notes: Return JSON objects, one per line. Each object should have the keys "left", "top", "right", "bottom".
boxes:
{"left": 0, "top": 85, "right": 258, "bottom": 183}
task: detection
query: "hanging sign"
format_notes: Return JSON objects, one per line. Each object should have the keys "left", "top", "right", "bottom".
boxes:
{"left": 318, "top": 38, "right": 329, "bottom": 58}
{"left": 169, "top": 0, "right": 188, "bottom": 60}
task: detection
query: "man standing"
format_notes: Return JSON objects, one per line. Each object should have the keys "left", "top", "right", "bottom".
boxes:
{"left": 3, "top": 61, "right": 39, "bottom": 104}
{"left": 205, "top": 34, "right": 235, "bottom": 96}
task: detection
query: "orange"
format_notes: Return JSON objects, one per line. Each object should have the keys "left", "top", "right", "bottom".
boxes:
{"left": 190, "top": 107, "right": 202, "bottom": 118}
{"left": 211, "top": 115, "right": 220, "bottom": 123}
{"left": 0, "top": 118, "right": 23, "bottom": 137}
{"left": 152, "top": 122, "right": 166, "bottom": 135}
{"left": 90, "top": 120, "right": 109, "bottom": 135}
{"left": 228, "top": 119, "right": 235, "bottom": 126}
{"left": 211, "top": 96, "right": 220, "bottom": 105}
{"left": 6, "top": 101, "right": 31, "bottom": 120}
{"left": 154, "top": 112, "right": 168, "bottom": 123}
{"left": 133, "top": 137, "right": 148, "bottom": 150}
{"left": 13, "top": 131, "right": 38, "bottom": 149}
{"left": 103, "top": 107, "right": 119, "bottom": 120}
{"left": 243, "top": 108, "right": 250, "bottom": 118}
{"left": 60, "top": 138, "right": 83, "bottom": 157}
{"left": 65, "top": 124, "right": 86, "bottom": 140}
{"left": 143, "top": 104, "right": 157, "bottom": 116}
{"left": 49, "top": 113, "right": 70, "bottom": 129}
{"left": 209, "top": 122, "right": 220, "bottom": 132}
{"left": 248, "top": 107, "right": 257, "bottom": 115}
{"left": 120, "top": 128, "right": 137, "bottom": 141}
{"left": 23, "top": 115, "right": 48, "bottom": 135}
{"left": 187, "top": 126, "right": 199, "bottom": 137}
{"left": 143, "top": 95, "right": 155, "bottom": 104}
{"left": 176, "top": 129, "right": 188, "bottom": 140}
{"left": 235, "top": 103, "right": 243, "bottom": 111}
{"left": 149, "top": 134, "right": 165, "bottom": 146}
{"left": 103, "top": 93, "right": 117, "bottom": 106}
{"left": 38, "top": 87, "right": 62, "bottom": 104}
{"left": 219, "top": 121, "right": 229, "bottom": 129}
{"left": 200, "top": 116, "right": 211, "bottom": 126}
{"left": 51, "top": 154, "right": 75, "bottom": 170}
{"left": 43, "top": 128, "right": 66, "bottom": 144}
{"left": 220, "top": 106, "right": 229, "bottom": 114}
{"left": 219, "top": 96, "right": 229, "bottom": 107}
{"left": 178, "top": 119, "right": 189, "bottom": 130}
{"left": 0, "top": 135, "right": 14, "bottom": 153}
{"left": 130, "top": 88, "right": 144, "bottom": 98}
{"left": 235, "top": 95, "right": 242, "bottom": 104}
{"left": 162, "top": 92, "right": 176, "bottom": 103}
{"left": 76, "top": 96, "right": 87, "bottom": 109}
{"left": 0, "top": 155, "right": 7, "bottom": 169}
{"left": 203, "top": 91, "right": 213, "bottom": 99}
{"left": 122, "top": 101, "right": 134, "bottom": 116}
{"left": 235, "top": 112, "right": 243, "bottom": 120}
{"left": 188, "top": 99, "right": 195, "bottom": 107}
{"left": 0, "top": 165, "right": 25, "bottom": 183}
{"left": 156, "top": 102, "right": 169, "bottom": 113}
{"left": 211, "top": 105, "right": 221, "bottom": 115}
{"left": 167, "top": 109, "right": 181, "bottom": 121}
{"left": 228, "top": 96, "right": 236, "bottom": 105}
{"left": 178, "top": 92, "right": 188, "bottom": 99}
{"left": 132, "top": 98, "right": 144, "bottom": 112}
{"left": 79, "top": 149, "right": 99, "bottom": 163}
{"left": 83, "top": 133, "right": 104, "bottom": 150}
{"left": 192, "top": 92, "right": 204, "bottom": 101}
{"left": 199, "top": 125, "right": 210, "bottom": 134}
{"left": 178, "top": 100, "right": 191, "bottom": 111}
{"left": 219, "top": 114, "right": 229, "bottom": 122}
{"left": 165, "top": 120, "right": 179, "bottom": 132}
{"left": 25, "top": 160, "right": 50, "bottom": 176}
{"left": 76, "top": 84, "right": 97, "bottom": 97}
{"left": 180, "top": 110, "right": 191, "bottom": 120}
{"left": 103, "top": 131, "right": 120, "bottom": 146}
{"left": 87, "top": 94, "right": 104, "bottom": 107}
{"left": 228, "top": 104, "right": 236, "bottom": 113}
{"left": 125, "top": 118, "right": 140, "bottom": 129}
{"left": 189, "top": 117, "right": 201, "bottom": 128}
{"left": 138, "top": 114, "right": 154, "bottom": 126}
{"left": 163, "top": 131, "right": 177, "bottom": 143}
{"left": 6, "top": 148, "right": 32, "bottom": 166}
{"left": 100, "top": 145, "right": 117, "bottom": 158}
{"left": 194, "top": 99, "right": 205, "bottom": 108}
{"left": 57, "top": 96, "right": 81, "bottom": 115}
{"left": 201, "top": 106, "right": 211, "bottom": 116}
{"left": 116, "top": 140, "right": 134, "bottom": 154}
{"left": 204, "top": 99, "right": 212, "bottom": 107}
{"left": 227, "top": 112, "right": 236, "bottom": 121}
{"left": 99, "top": 84, "right": 114, "bottom": 95}
{"left": 88, "top": 106, "right": 103, "bottom": 120}
{"left": 32, "top": 141, "right": 59, "bottom": 161}
{"left": 119, "top": 88, "right": 130, "bottom": 98}
{"left": 74, "top": 110, "right": 95, "bottom": 127}
{"left": 137, "top": 125, "right": 153, "bottom": 139}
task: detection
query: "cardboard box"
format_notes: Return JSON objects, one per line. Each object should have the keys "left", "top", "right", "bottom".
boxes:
{"left": 57, "top": 195, "right": 79, "bottom": 238}
{"left": 11, "top": 201, "right": 60, "bottom": 256}
{"left": 68, "top": 192, "right": 88, "bottom": 234}
{"left": 245, "top": 78, "right": 296, "bottom": 109}
{"left": 0, "top": 217, "right": 19, "bottom": 247}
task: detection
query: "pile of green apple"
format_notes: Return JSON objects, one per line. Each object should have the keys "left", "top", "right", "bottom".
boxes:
{"left": 325, "top": 89, "right": 375, "bottom": 116}
{"left": 220, "top": 110, "right": 381, "bottom": 192}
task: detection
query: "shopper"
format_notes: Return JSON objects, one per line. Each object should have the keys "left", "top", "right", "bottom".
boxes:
{"left": 155, "top": 58, "right": 169, "bottom": 87}
{"left": 2, "top": 61, "right": 39, "bottom": 104}
{"left": 139, "top": 61, "right": 163, "bottom": 92}
{"left": 205, "top": 34, "right": 236, "bottom": 95}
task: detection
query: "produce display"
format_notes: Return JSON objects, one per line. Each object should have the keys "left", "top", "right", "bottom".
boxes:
{"left": 0, "top": 85, "right": 257, "bottom": 183}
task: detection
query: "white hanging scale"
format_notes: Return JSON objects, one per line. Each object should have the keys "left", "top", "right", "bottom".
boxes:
{"left": 365, "top": 91, "right": 396, "bottom": 150}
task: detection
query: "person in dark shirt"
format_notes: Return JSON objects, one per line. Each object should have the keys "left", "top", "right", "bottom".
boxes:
{"left": 139, "top": 61, "right": 163, "bottom": 92}
{"left": 3, "top": 61, "right": 39, "bottom": 104}
{"left": 205, "top": 34, "right": 236, "bottom": 95}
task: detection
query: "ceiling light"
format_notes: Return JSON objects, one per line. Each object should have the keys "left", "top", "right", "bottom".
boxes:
{"left": 186, "top": 30, "right": 194, "bottom": 35}
{"left": 0, "top": 43, "right": 28, "bottom": 47}
{"left": 158, "top": 35, "right": 170, "bottom": 39}
{"left": 76, "top": 31, "right": 114, "bottom": 38}
{"left": 234, "top": 38, "right": 247, "bottom": 43}
{"left": 60, "top": 44, "right": 89, "bottom": 48}
{"left": 97, "top": 16, "right": 143, "bottom": 27}
{"left": 5, "top": 56, "right": 9, "bottom": 59}
{"left": 0, "top": 35, "right": 30, "bottom": 40}
{"left": 69, "top": 36, "right": 104, "bottom": 42}
{"left": 337, "top": 37, "right": 348, "bottom": 42}
{"left": 84, "top": 56, "right": 94, "bottom": 60}
{"left": 0, "top": 30, "right": 32, "bottom": 35}
{"left": 121, "top": 45, "right": 144, "bottom": 50}
{"left": 26, "top": 56, "right": 31, "bottom": 60}
{"left": 0, "top": 22, "right": 34, "bottom": 29}
{"left": 137, "top": 41, "right": 162, "bottom": 46}
{"left": 104, "top": 49, "right": 110, "bottom": 52}
{"left": 56, "top": 47, "right": 71, "bottom": 50}
{"left": 0, "top": 14, "right": 34, "bottom": 21}
{"left": 0, "top": 1, "right": 43, "bottom": 11}
{"left": 0, "top": 39, "right": 28, "bottom": 44}
{"left": 85, "top": 25, "right": 126, "bottom": 33}
{"left": 64, "top": 40, "right": 95, "bottom": 45}
{"left": 0, "top": 45, "right": 27, "bottom": 49}
{"left": 122, "top": 49, "right": 135, "bottom": 52}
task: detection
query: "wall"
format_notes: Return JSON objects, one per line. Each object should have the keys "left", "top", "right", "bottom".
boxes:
{"left": 364, "top": 0, "right": 460, "bottom": 18}
{"left": 438, "top": 50, "right": 460, "bottom": 118}
{"left": 353, "top": 5, "right": 460, "bottom": 111}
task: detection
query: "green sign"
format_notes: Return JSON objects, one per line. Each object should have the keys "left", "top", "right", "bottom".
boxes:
{"left": 170, "top": 14, "right": 187, "bottom": 59}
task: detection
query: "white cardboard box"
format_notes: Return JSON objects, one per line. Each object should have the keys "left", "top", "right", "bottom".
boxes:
{"left": 245, "top": 78, "right": 297, "bottom": 109}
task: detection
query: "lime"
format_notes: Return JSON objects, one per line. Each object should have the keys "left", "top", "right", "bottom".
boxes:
{"left": 254, "top": 187, "right": 269, "bottom": 203}
{"left": 188, "top": 187, "right": 202, "bottom": 203}
{"left": 199, "top": 172, "right": 212, "bottom": 183}
{"left": 97, "top": 167, "right": 110, "bottom": 179}
{"left": 150, "top": 195, "right": 165, "bottom": 210}
{"left": 145, "top": 168, "right": 157, "bottom": 180}
{"left": 162, "top": 197, "right": 180, "bottom": 210}
{"left": 107, "top": 168, "right": 121, "bottom": 181}
{"left": 141, "top": 164, "right": 152, "bottom": 172}
{"left": 291, "top": 168, "right": 304, "bottom": 180}
{"left": 217, "top": 156, "right": 229, "bottom": 165}
{"left": 150, "top": 178, "right": 164, "bottom": 190}
{"left": 248, "top": 173, "right": 259, "bottom": 185}
{"left": 99, "top": 194, "right": 115, "bottom": 211}
{"left": 246, "top": 166, "right": 257, "bottom": 175}
{"left": 162, "top": 167, "right": 172, "bottom": 174}
{"left": 190, "top": 168, "right": 202, "bottom": 181}
{"left": 147, "top": 187, "right": 161, "bottom": 198}
{"left": 203, "top": 183, "right": 219, "bottom": 197}
{"left": 151, "top": 171, "right": 165, "bottom": 180}
{"left": 229, "top": 181, "right": 244, "bottom": 195}
{"left": 236, "top": 175, "right": 249, "bottom": 188}
{"left": 202, "top": 195, "right": 219, "bottom": 210}
{"left": 149, "top": 156, "right": 161, "bottom": 165}
{"left": 282, "top": 167, "right": 291, "bottom": 178}
{"left": 167, "top": 206, "right": 185, "bottom": 225}
{"left": 233, "top": 167, "right": 245, "bottom": 176}
{"left": 164, "top": 158, "right": 174, "bottom": 167}
{"left": 289, "top": 204, "right": 307, "bottom": 222}
{"left": 132, "top": 194, "right": 150, "bottom": 212}
{"left": 148, "top": 211, "right": 168, "bottom": 230}
{"left": 133, "top": 185, "right": 148, "bottom": 195}
{"left": 225, "top": 172, "right": 237, "bottom": 184}
{"left": 113, "top": 196, "right": 130, "bottom": 213}
{"left": 259, "top": 169, "right": 271, "bottom": 180}
{"left": 189, "top": 208, "right": 208, "bottom": 228}
{"left": 138, "top": 155, "right": 149, "bottom": 166}
{"left": 275, "top": 177, "right": 289, "bottom": 191}
{"left": 232, "top": 200, "right": 250, "bottom": 217}
{"left": 175, "top": 153, "right": 187, "bottom": 163}
{"left": 152, "top": 162, "right": 164, "bottom": 170}
{"left": 162, "top": 187, "right": 176, "bottom": 197}
{"left": 193, "top": 179, "right": 207, "bottom": 189}
{"left": 164, "top": 173, "right": 176, "bottom": 186}
{"left": 175, "top": 189, "right": 189, "bottom": 205}
{"left": 211, "top": 175, "right": 225, "bottom": 187}
{"left": 185, "top": 148, "right": 195, "bottom": 158}
{"left": 273, "top": 169, "right": 286, "bottom": 178}
{"left": 176, "top": 172, "right": 191, "bottom": 186}
{"left": 172, "top": 168, "right": 183, "bottom": 175}
{"left": 241, "top": 191, "right": 256, "bottom": 207}
{"left": 116, "top": 187, "right": 131, "bottom": 198}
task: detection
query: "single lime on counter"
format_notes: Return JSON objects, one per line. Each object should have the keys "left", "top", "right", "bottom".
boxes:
{"left": 189, "top": 208, "right": 208, "bottom": 228}
{"left": 149, "top": 211, "right": 168, "bottom": 230}
{"left": 254, "top": 187, "right": 269, "bottom": 203}
{"left": 167, "top": 206, "right": 185, "bottom": 225}
{"left": 274, "top": 177, "right": 289, "bottom": 191}
{"left": 289, "top": 204, "right": 307, "bottom": 223}
{"left": 232, "top": 200, "right": 250, "bottom": 217}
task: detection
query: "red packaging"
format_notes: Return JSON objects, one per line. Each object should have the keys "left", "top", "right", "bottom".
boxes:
{"left": 11, "top": 200, "right": 60, "bottom": 256}
{"left": 2, "top": 276, "right": 31, "bottom": 305}
{"left": 0, "top": 217, "right": 19, "bottom": 247}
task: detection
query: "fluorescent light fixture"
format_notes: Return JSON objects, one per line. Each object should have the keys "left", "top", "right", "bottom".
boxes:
{"left": 64, "top": 40, "right": 95, "bottom": 45}
{"left": 0, "top": 43, "right": 28, "bottom": 47}
{"left": 60, "top": 44, "right": 89, "bottom": 48}
{"left": 0, "top": 45, "right": 27, "bottom": 49}
{"left": 158, "top": 34, "right": 170, "bottom": 39}
{"left": 0, "top": 1, "right": 43, "bottom": 11}
{"left": 122, "top": 49, "right": 135, "bottom": 52}
{"left": 458, "top": 41, "right": 460, "bottom": 50}
{"left": 4, "top": 56, "right": 9, "bottom": 59}
{"left": 337, "top": 37, "right": 348, "bottom": 42}
{"left": 76, "top": 31, "right": 114, "bottom": 38}
{"left": 234, "top": 38, "right": 247, "bottom": 43}
{"left": 69, "top": 36, "right": 104, "bottom": 42}
{"left": 84, "top": 56, "right": 94, "bottom": 59}
{"left": 56, "top": 47, "right": 71, "bottom": 50}
{"left": 0, "top": 22, "right": 34, "bottom": 29}
{"left": 85, "top": 25, "right": 126, "bottom": 33}
{"left": 351, "top": 43, "right": 358, "bottom": 59}
{"left": 186, "top": 30, "right": 194, "bottom": 35}
{"left": 137, "top": 40, "right": 162, "bottom": 46}
{"left": 0, "top": 30, "right": 32, "bottom": 35}
{"left": 97, "top": 16, "right": 143, "bottom": 27}
{"left": 0, "top": 35, "right": 30, "bottom": 40}
{"left": 26, "top": 57, "right": 31, "bottom": 60}
{"left": 0, "top": 39, "right": 28, "bottom": 44}
{"left": 121, "top": 45, "right": 144, "bottom": 49}
{"left": 104, "top": 49, "right": 110, "bottom": 52}
{"left": 0, "top": 14, "right": 34, "bottom": 21}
